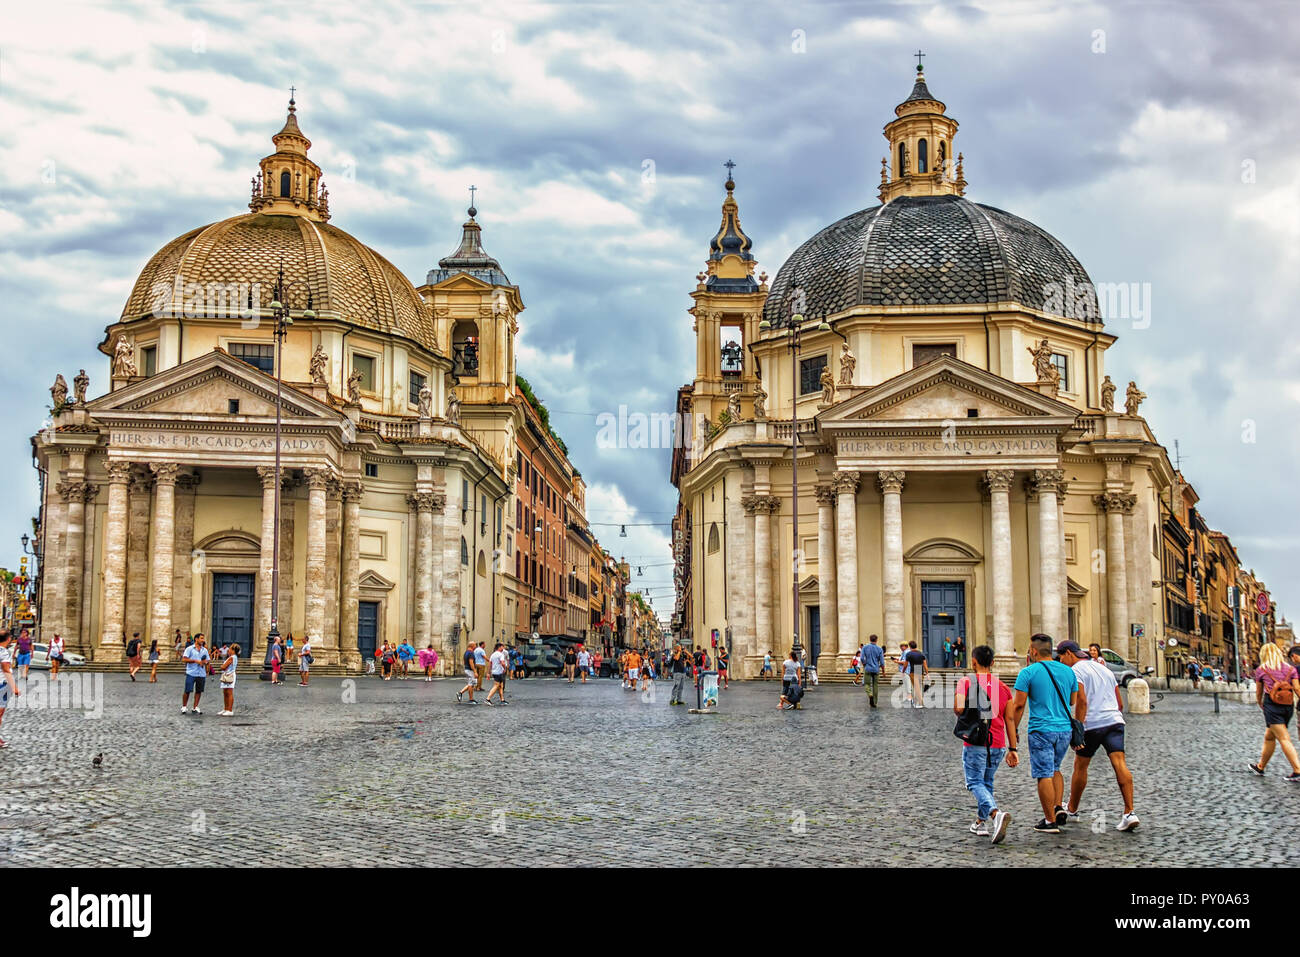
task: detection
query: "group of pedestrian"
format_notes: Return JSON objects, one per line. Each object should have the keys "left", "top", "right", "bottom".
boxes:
{"left": 952, "top": 634, "right": 1139, "bottom": 845}
{"left": 456, "top": 641, "right": 510, "bottom": 706}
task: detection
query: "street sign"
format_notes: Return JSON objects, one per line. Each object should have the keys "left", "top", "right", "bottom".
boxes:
{"left": 1256, "top": 592, "right": 1270, "bottom": 616}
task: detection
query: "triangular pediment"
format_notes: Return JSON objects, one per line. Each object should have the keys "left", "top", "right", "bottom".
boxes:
{"left": 820, "top": 355, "right": 1079, "bottom": 426}
{"left": 87, "top": 349, "right": 340, "bottom": 420}
{"left": 427, "top": 272, "right": 494, "bottom": 292}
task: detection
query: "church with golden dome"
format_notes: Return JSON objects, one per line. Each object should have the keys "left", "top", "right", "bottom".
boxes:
{"left": 672, "top": 64, "right": 1180, "bottom": 678}
{"left": 32, "top": 96, "right": 564, "bottom": 670}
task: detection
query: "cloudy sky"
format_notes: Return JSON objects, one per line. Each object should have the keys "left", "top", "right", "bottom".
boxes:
{"left": 2, "top": 1, "right": 1298, "bottom": 621}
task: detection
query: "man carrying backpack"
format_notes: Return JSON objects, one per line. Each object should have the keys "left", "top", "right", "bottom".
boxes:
{"left": 125, "top": 632, "right": 144, "bottom": 682}
{"left": 858, "top": 635, "right": 885, "bottom": 708}
{"left": 953, "top": 644, "right": 1016, "bottom": 844}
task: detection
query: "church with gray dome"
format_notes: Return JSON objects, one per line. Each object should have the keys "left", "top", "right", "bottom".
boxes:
{"left": 672, "top": 64, "right": 1175, "bottom": 678}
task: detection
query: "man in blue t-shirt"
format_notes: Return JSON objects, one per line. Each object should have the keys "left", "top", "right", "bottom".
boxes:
{"left": 858, "top": 635, "right": 886, "bottom": 708}
{"left": 1009, "top": 633, "right": 1084, "bottom": 834}
{"left": 180, "top": 634, "right": 210, "bottom": 715}
{"left": 396, "top": 641, "right": 416, "bottom": 679}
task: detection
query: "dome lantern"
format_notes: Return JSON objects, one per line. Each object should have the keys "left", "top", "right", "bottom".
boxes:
{"left": 879, "top": 58, "right": 964, "bottom": 204}
{"left": 249, "top": 90, "right": 331, "bottom": 222}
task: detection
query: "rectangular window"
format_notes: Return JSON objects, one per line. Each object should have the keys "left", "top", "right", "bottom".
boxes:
{"left": 230, "top": 342, "right": 275, "bottom": 374}
{"left": 1050, "top": 353, "right": 1070, "bottom": 392}
{"left": 799, "top": 354, "right": 828, "bottom": 396}
{"left": 142, "top": 345, "right": 158, "bottom": 377}
{"left": 408, "top": 370, "right": 426, "bottom": 407}
{"left": 912, "top": 343, "right": 957, "bottom": 367}
{"left": 364, "top": 463, "right": 378, "bottom": 478}
{"left": 227, "top": 399, "right": 240, "bottom": 414}
{"left": 351, "top": 353, "right": 376, "bottom": 392}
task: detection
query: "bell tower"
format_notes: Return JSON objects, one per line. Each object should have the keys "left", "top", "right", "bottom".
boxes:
{"left": 879, "top": 57, "right": 966, "bottom": 204}
{"left": 688, "top": 163, "right": 767, "bottom": 425}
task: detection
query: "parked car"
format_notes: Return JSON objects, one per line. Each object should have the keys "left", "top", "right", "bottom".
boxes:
{"left": 30, "top": 642, "right": 88, "bottom": 670}
{"left": 1095, "top": 647, "right": 1152, "bottom": 687}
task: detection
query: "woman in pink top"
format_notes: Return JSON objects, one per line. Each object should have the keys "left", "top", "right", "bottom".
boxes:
{"left": 1249, "top": 642, "right": 1300, "bottom": 781}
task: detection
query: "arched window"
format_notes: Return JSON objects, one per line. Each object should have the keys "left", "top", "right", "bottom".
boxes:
{"left": 918, "top": 138, "right": 928, "bottom": 173}
{"left": 938, "top": 140, "right": 946, "bottom": 172}
{"left": 280, "top": 170, "right": 291, "bottom": 197}
{"left": 461, "top": 537, "right": 469, "bottom": 565}
{"left": 477, "top": 551, "right": 487, "bottom": 578}
{"left": 897, "top": 142, "right": 907, "bottom": 175}
{"left": 707, "top": 522, "right": 720, "bottom": 554}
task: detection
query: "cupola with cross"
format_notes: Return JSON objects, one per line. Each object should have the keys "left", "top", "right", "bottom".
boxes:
{"left": 688, "top": 161, "right": 768, "bottom": 426}
{"left": 248, "top": 90, "right": 331, "bottom": 221}
{"left": 879, "top": 54, "right": 966, "bottom": 204}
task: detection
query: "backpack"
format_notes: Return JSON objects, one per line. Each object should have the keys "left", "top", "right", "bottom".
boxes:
{"left": 953, "top": 675, "right": 992, "bottom": 746}
{"left": 1268, "top": 669, "right": 1295, "bottom": 706}
{"left": 126, "top": 639, "right": 139, "bottom": 657}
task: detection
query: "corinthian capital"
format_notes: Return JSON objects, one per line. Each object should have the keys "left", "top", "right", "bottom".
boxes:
{"left": 832, "top": 470, "right": 861, "bottom": 496}
{"left": 814, "top": 485, "right": 837, "bottom": 507}
{"left": 150, "top": 462, "right": 181, "bottom": 485}
{"left": 983, "top": 468, "right": 1015, "bottom": 493}
{"left": 1094, "top": 491, "right": 1137, "bottom": 514}
{"left": 106, "top": 461, "right": 132, "bottom": 484}
{"left": 257, "top": 465, "right": 279, "bottom": 489}
{"left": 341, "top": 481, "right": 365, "bottom": 503}
{"left": 407, "top": 491, "right": 443, "bottom": 513}
{"left": 303, "top": 467, "right": 333, "bottom": 490}
{"left": 876, "top": 470, "right": 906, "bottom": 495}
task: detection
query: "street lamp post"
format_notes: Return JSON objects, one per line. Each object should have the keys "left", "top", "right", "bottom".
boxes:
{"left": 759, "top": 281, "right": 828, "bottom": 683}
{"left": 261, "top": 264, "right": 314, "bottom": 678}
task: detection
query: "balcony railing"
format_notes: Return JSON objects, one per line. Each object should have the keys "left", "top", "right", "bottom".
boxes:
{"left": 358, "top": 416, "right": 416, "bottom": 441}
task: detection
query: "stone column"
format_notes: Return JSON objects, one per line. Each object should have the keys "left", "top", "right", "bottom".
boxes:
{"left": 1032, "top": 469, "right": 1064, "bottom": 641}
{"left": 340, "top": 482, "right": 363, "bottom": 665}
{"left": 1096, "top": 492, "right": 1136, "bottom": 660}
{"left": 303, "top": 468, "right": 331, "bottom": 646}
{"left": 814, "top": 484, "right": 841, "bottom": 668}
{"left": 125, "top": 469, "right": 153, "bottom": 638}
{"left": 833, "top": 471, "right": 860, "bottom": 660}
{"left": 279, "top": 474, "right": 296, "bottom": 638}
{"left": 740, "top": 491, "right": 757, "bottom": 673}
{"left": 748, "top": 496, "right": 773, "bottom": 659}
{"left": 99, "top": 462, "right": 132, "bottom": 654}
{"left": 79, "top": 484, "right": 99, "bottom": 642}
{"left": 724, "top": 490, "right": 752, "bottom": 668}
{"left": 256, "top": 466, "right": 278, "bottom": 641}
{"left": 408, "top": 490, "right": 440, "bottom": 649}
{"left": 324, "top": 478, "right": 341, "bottom": 647}
{"left": 58, "top": 481, "right": 91, "bottom": 653}
{"left": 986, "top": 469, "right": 1016, "bottom": 666}
{"left": 171, "top": 474, "right": 198, "bottom": 654}
{"left": 440, "top": 481, "right": 461, "bottom": 657}
{"left": 878, "top": 470, "right": 907, "bottom": 652}
{"left": 147, "top": 463, "right": 179, "bottom": 652}
{"left": 1056, "top": 478, "right": 1068, "bottom": 638}
{"left": 44, "top": 483, "right": 68, "bottom": 643}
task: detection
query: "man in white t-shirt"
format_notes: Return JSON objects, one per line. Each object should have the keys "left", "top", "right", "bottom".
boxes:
{"left": 576, "top": 648, "right": 591, "bottom": 684}
{"left": 483, "top": 643, "right": 510, "bottom": 706}
{"left": 1057, "top": 640, "right": 1138, "bottom": 832}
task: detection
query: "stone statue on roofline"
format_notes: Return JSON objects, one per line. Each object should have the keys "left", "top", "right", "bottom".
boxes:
{"left": 73, "top": 369, "right": 89, "bottom": 404}
{"left": 819, "top": 366, "right": 835, "bottom": 406}
{"left": 838, "top": 341, "right": 856, "bottom": 386}
{"left": 1124, "top": 380, "right": 1146, "bottom": 417}
{"left": 752, "top": 375, "right": 767, "bottom": 420}
{"left": 50, "top": 374, "right": 68, "bottom": 409}
{"left": 1100, "top": 375, "right": 1116, "bottom": 412}
{"left": 309, "top": 345, "right": 329, "bottom": 386}
{"left": 418, "top": 382, "right": 433, "bottom": 419}
{"left": 346, "top": 369, "right": 363, "bottom": 405}
{"left": 112, "top": 334, "right": 138, "bottom": 379}
{"left": 727, "top": 389, "right": 743, "bottom": 423}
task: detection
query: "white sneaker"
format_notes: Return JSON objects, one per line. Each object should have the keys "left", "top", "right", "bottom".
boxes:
{"left": 969, "top": 820, "right": 990, "bottom": 836}
{"left": 1117, "top": 811, "right": 1140, "bottom": 832}
{"left": 218, "top": 710, "right": 231, "bottom": 716}
{"left": 180, "top": 706, "right": 188, "bottom": 714}
{"left": 990, "top": 810, "right": 1011, "bottom": 845}
{"left": 192, "top": 707, "right": 201, "bottom": 715}
{"left": 1063, "top": 807, "right": 1080, "bottom": 822}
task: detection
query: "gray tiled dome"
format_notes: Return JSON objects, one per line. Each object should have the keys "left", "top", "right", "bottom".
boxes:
{"left": 764, "top": 195, "right": 1099, "bottom": 325}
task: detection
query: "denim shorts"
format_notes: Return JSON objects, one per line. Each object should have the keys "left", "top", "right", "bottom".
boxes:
{"left": 16, "top": 653, "right": 31, "bottom": 666}
{"left": 184, "top": 673, "right": 206, "bottom": 694}
{"left": 1027, "top": 729, "right": 1072, "bottom": 778}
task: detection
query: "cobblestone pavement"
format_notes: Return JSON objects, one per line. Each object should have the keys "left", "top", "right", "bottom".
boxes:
{"left": 2, "top": 670, "right": 1293, "bottom": 867}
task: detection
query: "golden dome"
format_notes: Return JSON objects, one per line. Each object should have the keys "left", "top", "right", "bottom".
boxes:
{"left": 118, "top": 211, "right": 437, "bottom": 352}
